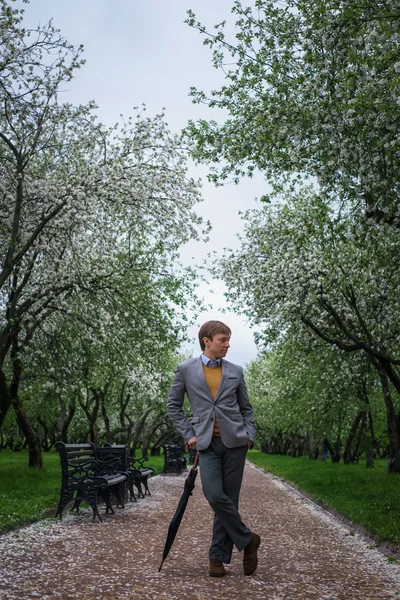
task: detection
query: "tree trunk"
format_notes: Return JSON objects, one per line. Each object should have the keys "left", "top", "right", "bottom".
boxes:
{"left": 353, "top": 411, "right": 367, "bottom": 460}
{"left": 90, "top": 416, "right": 99, "bottom": 446}
{"left": 367, "top": 410, "right": 380, "bottom": 454}
{"left": 0, "top": 370, "right": 12, "bottom": 429}
{"left": 7, "top": 340, "right": 43, "bottom": 468}
{"left": 343, "top": 411, "right": 363, "bottom": 464}
{"left": 332, "top": 435, "right": 342, "bottom": 463}
{"left": 288, "top": 433, "right": 297, "bottom": 457}
{"left": 375, "top": 362, "right": 400, "bottom": 473}
{"left": 38, "top": 417, "right": 56, "bottom": 451}
{"left": 12, "top": 400, "right": 43, "bottom": 468}
{"left": 101, "top": 395, "right": 111, "bottom": 444}
{"left": 305, "top": 432, "right": 316, "bottom": 459}
{"left": 117, "top": 379, "right": 130, "bottom": 439}
{"left": 381, "top": 358, "right": 400, "bottom": 397}
{"left": 57, "top": 397, "right": 76, "bottom": 442}
{"left": 307, "top": 434, "right": 319, "bottom": 460}
{"left": 317, "top": 438, "right": 326, "bottom": 461}
{"left": 150, "top": 430, "right": 172, "bottom": 455}
{"left": 324, "top": 437, "right": 340, "bottom": 462}
{"left": 141, "top": 416, "right": 164, "bottom": 458}
{"left": 78, "top": 385, "right": 106, "bottom": 447}
{"left": 358, "top": 378, "right": 379, "bottom": 453}
{"left": 130, "top": 407, "right": 153, "bottom": 455}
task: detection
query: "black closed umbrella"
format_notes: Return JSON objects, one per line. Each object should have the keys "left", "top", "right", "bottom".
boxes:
{"left": 158, "top": 451, "right": 200, "bottom": 571}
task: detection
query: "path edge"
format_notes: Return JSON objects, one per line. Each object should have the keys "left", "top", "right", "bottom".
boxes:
{"left": 246, "top": 460, "right": 400, "bottom": 560}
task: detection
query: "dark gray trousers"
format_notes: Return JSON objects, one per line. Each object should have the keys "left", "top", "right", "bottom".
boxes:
{"left": 199, "top": 436, "right": 252, "bottom": 564}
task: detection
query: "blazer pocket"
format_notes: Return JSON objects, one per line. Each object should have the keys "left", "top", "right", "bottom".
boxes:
{"left": 230, "top": 413, "right": 244, "bottom": 422}
{"left": 228, "top": 377, "right": 238, "bottom": 379}
{"left": 191, "top": 416, "right": 200, "bottom": 424}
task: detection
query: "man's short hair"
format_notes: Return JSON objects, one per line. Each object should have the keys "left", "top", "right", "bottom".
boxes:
{"left": 198, "top": 320, "right": 231, "bottom": 351}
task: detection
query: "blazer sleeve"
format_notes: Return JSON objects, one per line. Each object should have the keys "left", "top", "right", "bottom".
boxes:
{"left": 167, "top": 365, "right": 196, "bottom": 444}
{"left": 237, "top": 368, "right": 256, "bottom": 444}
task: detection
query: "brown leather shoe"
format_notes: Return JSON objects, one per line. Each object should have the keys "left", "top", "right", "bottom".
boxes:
{"left": 209, "top": 559, "right": 226, "bottom": 577}
{"left": 243, "top": 532, "right": 261, "bottom": 576}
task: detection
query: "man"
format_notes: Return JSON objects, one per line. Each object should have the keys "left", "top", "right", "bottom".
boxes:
{"left": 167, "top": 320, "right": 260, "bottom": 577}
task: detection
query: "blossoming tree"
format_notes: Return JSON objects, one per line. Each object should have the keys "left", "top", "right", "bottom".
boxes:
{"left": 0, "top": 1, "right": 206, "bottom": 466}
{"left": 185, "top": 0, "right": 400, "bottom": 470}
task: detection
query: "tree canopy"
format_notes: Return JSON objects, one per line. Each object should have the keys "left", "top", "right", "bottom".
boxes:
{"left": 0, "top": 0, "right": 206, "bottom": 465}
{"left": 186, "top": 0, "right": 400, "bottom": 223}
{"left": 185, "top": 0, "right": 400, "bottom": 469}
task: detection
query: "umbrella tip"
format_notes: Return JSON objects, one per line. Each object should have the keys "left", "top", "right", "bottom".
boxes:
{"left": 158, "top": 562, "right": 164, "bottom": 572}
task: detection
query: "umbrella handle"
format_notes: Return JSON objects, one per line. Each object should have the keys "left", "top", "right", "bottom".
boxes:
{"left": 193, "top": 451, "right": 200, "bottom": 469}
{"left": 186, "top": 445, "right": 200, "bottom": 469}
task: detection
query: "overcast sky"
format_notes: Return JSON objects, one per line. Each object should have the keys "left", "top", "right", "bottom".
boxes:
{"left": 20, "top": 0, "right": 266, "bottom": 366}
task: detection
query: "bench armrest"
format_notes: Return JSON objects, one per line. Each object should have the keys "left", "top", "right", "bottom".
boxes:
{"left": 131, "top": 456, "right": 149, "bottom": 469}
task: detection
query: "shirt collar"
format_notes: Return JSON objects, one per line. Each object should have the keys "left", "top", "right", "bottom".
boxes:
{"left": 201, "top": 354, "right": 222, "bottom": 367}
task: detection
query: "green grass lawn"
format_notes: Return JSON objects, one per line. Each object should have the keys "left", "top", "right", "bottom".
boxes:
{"left": 247, "top": 450, "right": 400, "bottom": 544}
{"left": 0, "top": 449, "right": 164, "bottom": 534}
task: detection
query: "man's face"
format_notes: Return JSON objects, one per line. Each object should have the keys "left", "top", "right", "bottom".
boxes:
{"left": 203, "top": 333, "right": 231, "bottom": 359}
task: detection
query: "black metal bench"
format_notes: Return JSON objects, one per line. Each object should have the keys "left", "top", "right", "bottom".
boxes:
{"left": 55, "top": 442, "right": 128, "bottom": 522}
{"left": 161, "top": 443, "right": 187, "bottom": 475}
{"left": 129, "top": 455, "right": 155, "bottom": 498}
{"left": 103, "top": 444, "right": 154, "bottom": 501}
{"left": 97, "top": 444, "right": 130, "bottom": 504}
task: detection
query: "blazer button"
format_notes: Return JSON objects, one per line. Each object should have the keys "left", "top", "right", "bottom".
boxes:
{"left": 210, "top": 417, "right": 214, "bottom": 421}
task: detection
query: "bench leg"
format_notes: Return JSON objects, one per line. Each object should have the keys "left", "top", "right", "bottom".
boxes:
{"left": 113, "top": 483, "right": 125, "bottom": 509}
{"left": 56, "top": 501, "right": 70, "bottom": 520}
{"left": 127, "top": 477, "right": 137, "bottom": 502}
{"left": 71, "top": 498, "right": 82, "bottom": 513}
{"left": 99, "top": 488, "right": 115, "bottom": 516}
{"left": 91, "top": 489, "right": 103, "bottom": 522}
{"left": 84, "top": 487, "right": 103, "bottom": 522}
{"left": 55, "top": 500, "right": 69, "bottom": 520}
{"left": 141, "top": 475, "right": 151, "bottom": 496}
{"left": 55, "top": 489, "right": 76, "bottom": 520}
{"left": 134, "top": 478, "right": 145, "bottom": 499}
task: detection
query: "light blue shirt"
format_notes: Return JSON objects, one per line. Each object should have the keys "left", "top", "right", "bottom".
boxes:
{"left": 201, "top": 354, "right": 222, "bottom": 368}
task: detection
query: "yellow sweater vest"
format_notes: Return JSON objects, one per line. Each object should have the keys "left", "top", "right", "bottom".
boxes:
{"left": 202, "top": 364, "right": 222, "bottom": 436}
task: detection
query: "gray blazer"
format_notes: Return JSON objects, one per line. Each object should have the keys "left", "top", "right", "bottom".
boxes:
{"left": 167, "top": 356, "right": 256, "bottom": 451}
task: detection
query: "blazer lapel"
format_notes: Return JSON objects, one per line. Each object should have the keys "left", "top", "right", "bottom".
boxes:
{"left": 214, "top": 360, "right": 230, "bottom": 403}
{"left": 194, "top": 357, "right": 214, "bottom": 402}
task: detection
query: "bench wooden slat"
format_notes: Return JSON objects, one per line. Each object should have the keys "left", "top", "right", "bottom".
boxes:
{"left": 66, "top": 450, "right": 94, "bottom": 458}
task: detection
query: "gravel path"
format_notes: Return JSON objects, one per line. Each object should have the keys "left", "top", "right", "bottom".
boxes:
{"left": 1, "top": 462, "right": 399, "bottom": 600}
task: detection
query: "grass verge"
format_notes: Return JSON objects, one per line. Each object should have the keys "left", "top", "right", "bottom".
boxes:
{"left": 0, "top": 449, "right": 164, "bottom": 535}
{"left": 247, "top": 450, "right": 400, "bottom": 545}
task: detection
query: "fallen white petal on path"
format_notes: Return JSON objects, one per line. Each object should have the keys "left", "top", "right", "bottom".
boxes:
{"left": 0, "top": 462, "right": 399, "bottom": 599}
